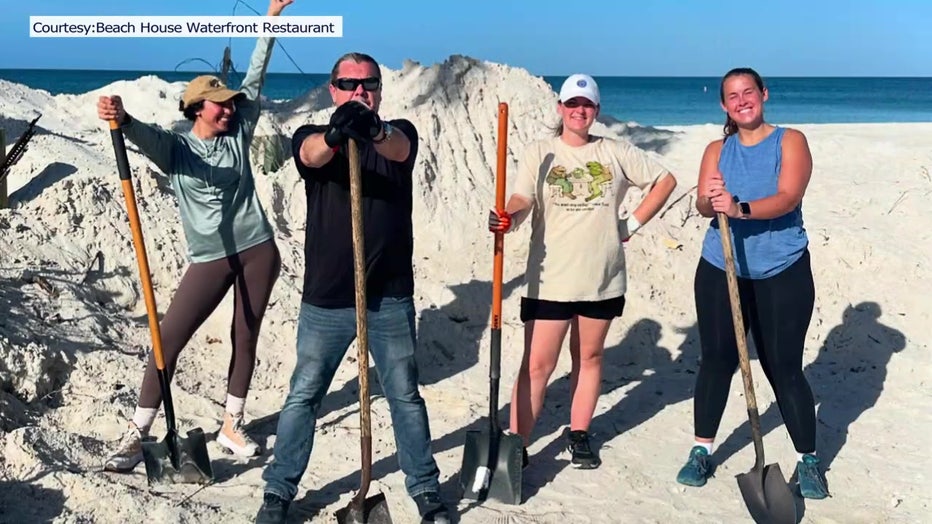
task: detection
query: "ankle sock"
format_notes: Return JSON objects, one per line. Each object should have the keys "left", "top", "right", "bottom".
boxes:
{"left": 132, "top": 407, "right": 158, "bottom": 433}
{"left": 798, "top": 451, "right": 816, "bottom": 463}
{"left": 694, "top": 440, "right": 713, "bottom": 455}
{"left": 225, "top": 394, "right": 246, "bottom": 417}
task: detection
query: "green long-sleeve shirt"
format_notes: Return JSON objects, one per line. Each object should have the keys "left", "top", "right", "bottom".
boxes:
{"left": 121, "top": 37, "right": 276, "bottom": 263}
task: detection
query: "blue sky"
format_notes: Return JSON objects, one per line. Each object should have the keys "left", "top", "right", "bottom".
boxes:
{"left": 4, "top": 0, "right": 930, "bottom": 76}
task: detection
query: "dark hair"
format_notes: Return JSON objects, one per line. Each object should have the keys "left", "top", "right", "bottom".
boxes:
{"left": 720, "top": 67, "right": 765, "bottom": 136}
{"left": 329, "top": 52, "right": 381, "bottom": 85}
{"left": 179, "top": 100, "right": 204, "bottom": 121}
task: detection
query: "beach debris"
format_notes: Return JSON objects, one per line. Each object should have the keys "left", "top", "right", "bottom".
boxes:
{"left": 0, "top": 114, "right": 42, "bottom": 185}
{"left": 658, "top": 184, "right": 697, "bottom": 220}
{"left": 886, "top": 190, "right": 909, "bottom": 215}
{"left": 663, "top": 237, "right": 683, "bottom": 250}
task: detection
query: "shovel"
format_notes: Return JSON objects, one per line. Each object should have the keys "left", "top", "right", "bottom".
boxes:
{"left": 717, "top": 213, "right": 796, "bottom": 524}
{"left": 335, "top": 138, "right": 393, "bottom": 524}
{"left": 108, "top": 119, "right": 214, "bottom": 486}
{"left": 459, "top": 103, "right": 524, "bottom": 506}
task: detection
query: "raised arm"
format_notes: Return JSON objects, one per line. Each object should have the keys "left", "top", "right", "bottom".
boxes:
{"left": 236, "top": 0, "right": 293, "bottom": 128}
{"left": 98, "top": 95, "right": 178, "bottom": 174}
{"left": 238, "top": 37, "right": 275, "bottom": 105}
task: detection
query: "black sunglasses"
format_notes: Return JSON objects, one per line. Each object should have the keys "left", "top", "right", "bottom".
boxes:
{"left": 332, "top": 77, "right": 382, "bottom": 92}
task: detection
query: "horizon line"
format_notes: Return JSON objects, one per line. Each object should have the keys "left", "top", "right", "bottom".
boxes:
{"left": 1, "top": 66, "right": 930, "bottom": 79}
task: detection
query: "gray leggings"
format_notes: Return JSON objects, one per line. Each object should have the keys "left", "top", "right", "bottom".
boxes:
{"left": 138, "top": 239, "right": 281, "bottom": 408}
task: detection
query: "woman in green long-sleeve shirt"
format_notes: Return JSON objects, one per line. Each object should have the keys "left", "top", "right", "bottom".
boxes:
{"left": 96, "top": 0, "right": 293, "bottom": 472}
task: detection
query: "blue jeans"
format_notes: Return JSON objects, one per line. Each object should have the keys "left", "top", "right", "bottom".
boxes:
{"left": 262, "top": 296, "right": 441, "bottom": 501}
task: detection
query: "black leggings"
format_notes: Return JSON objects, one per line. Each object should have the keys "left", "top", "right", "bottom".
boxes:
{"left": 139, "top": 239, "right": 281, "bottom": 408}
{"left": 693, "top": 250, "right": 816, "bottom": 453}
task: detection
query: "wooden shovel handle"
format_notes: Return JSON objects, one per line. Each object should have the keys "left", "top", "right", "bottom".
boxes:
{"left": 348, "top": 138, "right": 373, "bottom": 499}
{"left": 487, "top": 103, "right": 509, "bottom": 431}
{"left": 109, "top": 119, "right": 177, "bottom": 435}
{"left": 716, "top": 212, "right": 765, "bottom": 469}
{"left": 109, "top": 119, "right": 166, "bottom": 370}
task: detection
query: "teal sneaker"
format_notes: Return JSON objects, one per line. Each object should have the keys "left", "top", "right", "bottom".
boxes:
{"left": 796, "top": 454, "right": 830, "bottom": 499}
{"left": 676, "top": 446, "right": 713, "bottom": 487}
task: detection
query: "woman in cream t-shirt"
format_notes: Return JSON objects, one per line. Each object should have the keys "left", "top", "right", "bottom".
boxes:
{"left": 489, "top": 73, "right": 677, "bottom": 469}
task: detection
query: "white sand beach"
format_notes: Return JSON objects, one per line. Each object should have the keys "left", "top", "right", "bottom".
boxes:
{"left": 0, "top": 56, "right": 930, "bottom": 523}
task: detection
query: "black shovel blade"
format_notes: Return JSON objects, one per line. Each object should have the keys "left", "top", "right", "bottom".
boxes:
{"left": 141, "top": 427, "right": 214, "bottom": 485}
{"left": 459, "top": 428, "right": 523, "bottom": 505}
{"left": 334, "top": 492, "right": 393, "bottom": 524}
{"left": 736, "top": 463, "right": 797, "bottom": 524}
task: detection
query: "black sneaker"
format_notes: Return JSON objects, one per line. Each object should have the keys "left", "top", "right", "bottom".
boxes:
{"left": 255, "top": 492, "right": 289, "bottom": 524}
{"left": 566, "top": 430, "right": 601, "bottom": 469}
{"left": 413, "top": 491, "right": 452, "bottom": 524}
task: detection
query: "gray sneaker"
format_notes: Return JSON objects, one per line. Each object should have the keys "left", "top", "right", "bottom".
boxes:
{"left": 104, "top": 423, "right": 145, "bottom": 472}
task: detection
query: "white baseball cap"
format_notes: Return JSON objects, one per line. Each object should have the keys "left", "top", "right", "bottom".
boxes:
{"left": 558, "top": 74, "right": 600, "bottom": 105}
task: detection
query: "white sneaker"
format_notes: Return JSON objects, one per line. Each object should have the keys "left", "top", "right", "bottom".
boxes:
{"left": 217, "top": 412, "right": 261, "bottom": 457}
{"left": 104, "top": 422, "right": 145, "bottom": 472}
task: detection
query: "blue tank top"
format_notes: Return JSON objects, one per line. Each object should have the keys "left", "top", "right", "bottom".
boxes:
{"left": 700, "top": 126, "right": 808, "bottom": 279}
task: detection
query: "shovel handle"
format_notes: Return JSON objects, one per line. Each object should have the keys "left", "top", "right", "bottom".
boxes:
{"left": 716, "top": 213, "right": 765, "bottom": 469}
{"left": 492, "top": 102, "right": 507, "bottom": 330}
{"left": 489, "top": 103, "right": 508, "bottom": 429}
{"left": 109, "top": 120, "right": 176, "bottom": 433}
{"left": 109, "top": 120, "right": 167, "bottom": 373}
{"left": 348, "top": 138, "right": 373, "bottom": 501}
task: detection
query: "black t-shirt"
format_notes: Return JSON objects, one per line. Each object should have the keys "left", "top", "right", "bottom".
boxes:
{"left": 291, "top": 119, "right": 417, "bottom": 307}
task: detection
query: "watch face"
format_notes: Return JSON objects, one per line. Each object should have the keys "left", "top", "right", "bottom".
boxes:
{"left": 740, "top": 202, "right": 751, "bottom": 215}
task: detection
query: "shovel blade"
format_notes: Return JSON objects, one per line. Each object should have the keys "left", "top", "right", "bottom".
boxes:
{"left": 459, "top": 428, "right": 523, "bottom": 505}
{"left": 736, "top": 463, "right": 797, "bottom": 524}
{"left": 459, "top": 429, "right": 489, "bottom": 501}
{"left": 334, "top": 492, "right": 393, "bottom": 524}
{"left": 141, "top": 427, "right": 214, "bottom": 485}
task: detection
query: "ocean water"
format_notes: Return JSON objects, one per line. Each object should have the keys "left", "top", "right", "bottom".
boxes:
{"left": 2, "top": 68, "right": 931, "bottom": 127}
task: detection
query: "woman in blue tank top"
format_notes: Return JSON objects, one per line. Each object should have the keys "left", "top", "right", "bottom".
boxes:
{"left": 675, "top": 68, "right": 830, "bottom": 500}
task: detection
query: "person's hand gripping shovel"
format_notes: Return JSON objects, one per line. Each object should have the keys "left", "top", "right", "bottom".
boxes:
{"left": 717, "top": 212, "right": 797, "bottom": 524}
{"left": 334, "top": 138, "right": 393, "bottom": 524}
{"left": 458, "top": 103, "right": 524, "bottom": 506}
{"left": 107, "top": 119, "right": 213, "bottom": 486}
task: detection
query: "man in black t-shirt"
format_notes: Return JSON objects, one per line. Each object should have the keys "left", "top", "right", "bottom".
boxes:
{"left": 257, "top": 52, "right": 451, "bottom": 524}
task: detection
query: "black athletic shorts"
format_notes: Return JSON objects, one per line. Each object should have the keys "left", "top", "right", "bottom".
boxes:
{"left": 520, "top": 295, "right": 626, "bottom": 322}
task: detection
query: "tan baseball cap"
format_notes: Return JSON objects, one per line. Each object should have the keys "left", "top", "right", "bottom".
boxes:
{"left": 181, "top": 75, "right": 242, "bottom": 109}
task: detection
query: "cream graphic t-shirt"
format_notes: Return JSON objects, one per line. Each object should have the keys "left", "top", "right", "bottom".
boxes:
{"left": 513, "top": 135, "right": 669, "bottom": 302}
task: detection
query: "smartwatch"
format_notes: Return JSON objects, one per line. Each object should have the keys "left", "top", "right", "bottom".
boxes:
{"left": 738, "top": 201, "right": 751, "bottom": 218}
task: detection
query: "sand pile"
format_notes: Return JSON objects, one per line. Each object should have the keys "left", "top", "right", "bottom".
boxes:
{"left": 0, "top": 57, "right": 929, "bottom": 523}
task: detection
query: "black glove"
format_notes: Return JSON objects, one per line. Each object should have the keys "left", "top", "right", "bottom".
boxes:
{"left": 323, "top": 101, "right": 370, "bottom": 148}
{"left": 342, "top": 105, "right": 382, "bottom": 143}
{"left": 323, "top": 123, "right": 346, "bottom": 149}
